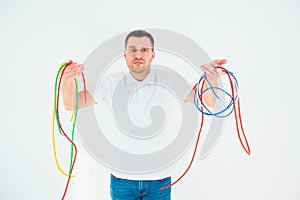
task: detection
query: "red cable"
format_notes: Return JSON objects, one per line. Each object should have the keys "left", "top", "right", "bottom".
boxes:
{"left": 161, "top": 79, "right": 206, "bottom": 190}
{"left": 218, "top": 66, "right": 250, "bottom": 155}
{"left": 57, "top": 62, "right": 88, "bottom": 199}
{"left": 55, "top": 62, "right": 79, "bottom": 200}
{"left": 161, "top": 67, "right": 251, "bottom": 190}
{"left": 54, "top": 61, "right": 88, "bottom": 199}
{"left": 81, "top": 72, "right": 87, "bottom": 103}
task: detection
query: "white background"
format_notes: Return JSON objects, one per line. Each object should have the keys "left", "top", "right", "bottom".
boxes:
{"left": 1, "top": 0, "right": 299, "bottom": 199}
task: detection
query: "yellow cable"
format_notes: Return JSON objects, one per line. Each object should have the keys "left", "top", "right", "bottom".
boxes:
{"left": 69, "top": 86, "right": 76, "bottom": 122}
{"left": 70, "top": 109, "right": 75, "bottom": 122}
{"left": 52, "top": 106, "right": 75, "bottom": 177}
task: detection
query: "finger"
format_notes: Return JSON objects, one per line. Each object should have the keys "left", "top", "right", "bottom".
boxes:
{"left": 65, "top": 68, "right": 80, "bottom": 75}
{"left": 65, "top": 63, "right": 84, "bottom": 73}
{"left": 62, "top": 62, "right": 84, "bottom": 81}
{"left": 67, "top": 62, "right": 79, "bottom": 70}
{"left": 79, "top": 64, "right": 84, "bottom": 71}
{"left": 67, "top": 60, "right": 73, "bottom": 65}
{"left": 63, "top": 68, "right": 82, "bottom": 76}
{"left": 62, "top": 67, "right": 82, "bottom": 78}
{"left": 202, "top": 64, "right": 220, "bottom": 76}
{"left": 200, "top": 64, "right": 219, "bottom": 80}
{"left": 213, "top": 59, "right": 227, "bottom": 65}
{"left": 215, "top": 59, "right": 227, "bottom": 65}
{"left": 200, "top": 64, "right": 216, "bottom": 77}
{"left": 210, "top": 59, "right": 227, "bottom": 67}
{"left": 203, "top": 64, "right": 226, "bottom": 80}
{"left": 73, "top": 64, "right": 84, "bottom": 71}
{"left": 63, "top": 72, "right": 81, "bottom": 81}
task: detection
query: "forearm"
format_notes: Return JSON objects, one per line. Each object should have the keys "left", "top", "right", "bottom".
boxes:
{"left": 62, "top": 81, "right": 76, "bottom": 111}
{"left": 185, "top": 78, "right": 218, "bottom": 107}
{"left": 78, "top": 90, "right": 96, "bottom": 109}
{"left": 62, "top": 81, "right": 96, "bottom": 110}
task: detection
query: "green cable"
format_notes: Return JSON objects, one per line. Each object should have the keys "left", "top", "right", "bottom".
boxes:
{"left": 54, "top": 62, "right": 67, "bottom": 136}
{"left": 69, "top": 78, "right": 78, "bottom": 174}
{"left": 53, "top": 62, "right": 78, "bottom": 175}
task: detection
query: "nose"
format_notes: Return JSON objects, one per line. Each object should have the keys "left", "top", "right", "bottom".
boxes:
{"left": 133, "top": 50, "right": 143, "bottom": 59}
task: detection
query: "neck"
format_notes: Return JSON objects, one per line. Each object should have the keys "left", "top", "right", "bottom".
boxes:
{"left": 130, "top": 68, "right": 151, "bottom": 81}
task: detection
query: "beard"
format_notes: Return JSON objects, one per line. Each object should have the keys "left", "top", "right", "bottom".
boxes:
{"left": 131, "top": 62, "right": 150, "bottom": 74}
{"left": 132, "top": 64, "right": 146, "bottom": 73}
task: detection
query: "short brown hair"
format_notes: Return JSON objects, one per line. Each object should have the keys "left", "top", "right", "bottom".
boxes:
{"left": 125, "top": 30, "right": 154, "bottom": 49}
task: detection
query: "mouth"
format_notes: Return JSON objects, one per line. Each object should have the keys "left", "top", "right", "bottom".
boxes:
{"left": 133, "top": 60, "right": 144, "bottom": 65}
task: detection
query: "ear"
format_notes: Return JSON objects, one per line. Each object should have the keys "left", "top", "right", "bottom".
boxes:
{"left": 151, "top": 50, "right": 156, "bottom": 60}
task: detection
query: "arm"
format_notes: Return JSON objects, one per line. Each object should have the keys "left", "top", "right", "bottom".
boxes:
{"left": 62, "top": 61, "right": 96, "bottom": 111}
{"left": 185, "top": 59, "right": 227, "bottom": 107}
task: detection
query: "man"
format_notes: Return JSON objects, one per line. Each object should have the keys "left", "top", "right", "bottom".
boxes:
{"left": 62, "top": 30, "right": 226, "bottom": 199}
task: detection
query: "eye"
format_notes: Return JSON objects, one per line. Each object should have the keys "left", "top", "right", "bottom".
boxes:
{"left": 141, "top": 48, "right": 147, "bottom": 52}
{"left": 128, "top": 47, "right": 136, "bottom": 53}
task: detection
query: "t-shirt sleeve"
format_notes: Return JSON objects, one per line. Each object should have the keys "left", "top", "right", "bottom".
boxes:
{"left": 94, "top": 75, "right": 113, "bottom": 103}
{"left": 94, "top": 72, "right": 125, "bottom": 106}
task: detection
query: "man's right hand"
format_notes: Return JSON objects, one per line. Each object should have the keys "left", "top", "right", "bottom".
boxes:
{"left": 61, "top": 60, "right": 96, "bottom": 110}
{"left": 62, "top": 60, "right": 84, "bottom": 83}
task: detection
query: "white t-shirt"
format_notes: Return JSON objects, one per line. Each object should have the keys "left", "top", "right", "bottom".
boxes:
{"left": 94, "top": 68, "right": 192, "bottom": 180}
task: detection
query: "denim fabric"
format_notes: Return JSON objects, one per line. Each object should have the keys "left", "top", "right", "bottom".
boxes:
{"left": 110, "top": 174, "right": 171, "bottom": 200}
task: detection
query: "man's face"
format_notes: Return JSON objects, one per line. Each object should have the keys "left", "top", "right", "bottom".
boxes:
{"left": 124, "top": 36, "right": 155, "bottom": 76}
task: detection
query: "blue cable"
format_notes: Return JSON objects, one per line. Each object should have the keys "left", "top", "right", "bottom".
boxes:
{"left": 194, "top": 67, "right": 239, "bottom": 118}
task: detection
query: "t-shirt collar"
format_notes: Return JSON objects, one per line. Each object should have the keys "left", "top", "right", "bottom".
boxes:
{"left": 126, "top": 69, "right": 155, "bottom": 86}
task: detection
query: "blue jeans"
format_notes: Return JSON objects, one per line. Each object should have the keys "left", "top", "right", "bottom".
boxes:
{"left": 110, "top": 174, "right": 171, "bottom": 200}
